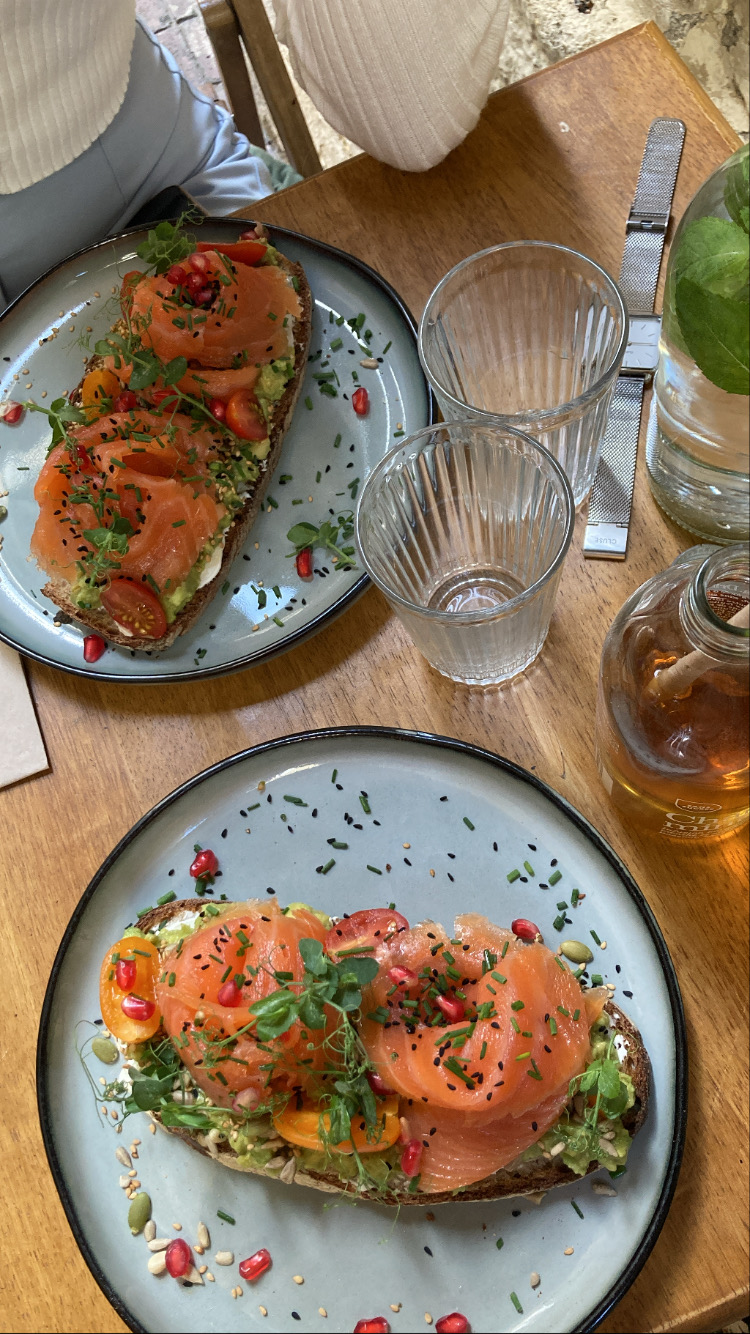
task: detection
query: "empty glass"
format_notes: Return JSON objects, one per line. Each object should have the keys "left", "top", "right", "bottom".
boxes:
{"left": 355, "top": 420, "right": 574, "bottom": 685}
{"left": 418, "top": 242, "right": 628, "bottom": 506}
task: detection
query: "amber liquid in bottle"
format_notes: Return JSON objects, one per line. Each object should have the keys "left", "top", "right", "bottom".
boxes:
{"left": 597, "top": 591, "right": 749, "bottom": 840}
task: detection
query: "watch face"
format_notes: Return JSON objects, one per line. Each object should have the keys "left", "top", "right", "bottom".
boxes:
{"left": 622, "top": 313, "right": 661, "bottom": 373}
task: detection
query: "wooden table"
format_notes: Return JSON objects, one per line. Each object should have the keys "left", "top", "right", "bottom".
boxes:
{"left": 4, "top": 22, "right": 747, "bottom": 1334}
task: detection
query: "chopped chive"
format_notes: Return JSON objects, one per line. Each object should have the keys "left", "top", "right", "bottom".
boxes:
{"left": 480, "top": 1041, "right": 487, "bottom": 1061}
{"left": 510, "top": 1017, "right": 520, "bottom": 1033}
{"left": 548, "top": 1016, "right": 558, "bottom": 1035}
{"left": 443, "top": 1057, "right": 475, "bottom": 1088}
{"left": 571, "top": 1199, "right": 584, "bottom": 1219}
{"left": 330, "top": 337, "right": 343, "bottom": 350}
{"left": 501, "top": 941, "right": 509, "bottom": 959}
{"left": 284, "top": 795, "right": 308, "bottom": 806}
{"left": 131, "top": 949, "right": 152, "bottom": 958}
{"left": 491, "top": 972, "right": 507, "bottom": 985}
{"left": 549, "top": 869, "right": 562, "bottom": 885}
{"left": 136, "top": 906, "right": 154, "bottom": 918}
{"left": 462, "top": 816, "right": 475, "bottom": 830}
{"left": 220, "top": 966, "right": 232, "bottom": 982}
{"left": 366, "top": 1007, "right": 389, "bottom": 1025}
{"left": 331, "top": 768, "right": 338, "bottom": 782}
{"left": 272, "top": 616, "right": 284, "bottom": 627}
{"left": 217, "top": 1210, "right": 235, "bottom": 1224}
{"left": 333, "top": 433, "right": 342, "bottom": 448}
{"left": 557, "top": 1005, "right": 570, "bottom": 1017}
{"left": 553, "top": 914, "right": 566, "bottom": 931}
{"left": 328, "top": 840, "right": 349, "bottom": 850}
{"left": 515, "top": 1051, "right": 531, "bottom": 1061}
{"left": 382, "top": 340, "right": 392, "bottom": 355}
{"left": 204, "top": 904, "right": 220, "bottom": 917}
{"left": 318, "top": 858, "right": 335, "bottom": 875}
{"left": 267, "top": 496, "right": 279, "bottom": 509}
{"left": 591, "top": 930, "right": 602, "bottom": 945}
{"left": 247, "top": 802, "right": 260, "bottom": 812}
{"left": 507, "top": 869, "right": 520, "bottom": 883}
{"left": 573, "top": 1008, "right": 581, "bottom": 1021}
{"left": 359, "top": 794, "right": 372, "bottom": 814}
{"left": 167, "top": 972, "right": 176, "bottom": 987}
{"left": 510, "top": 1000, "right": 525, "bottom": 1011}
{"left": 571, "top": 889, "right": 581, "bottom": 906}
{"left": 591, "top": 974, "right": 603, "bottom": 986}
{"left": 496, "top": 1238, "right": 504, "bottom": 1250}
{"left": 304, "top": 396, "right": 313, "bottom": 410}
{"left": 510, "top": 1293, "right": 524, "bottom": 1315}
{"left": 557, "top": 901, "right": 568, "bottom": 911}
{"left": 523, "top": 861, "right": 535, "bottom": 875}
{"left": 366, "top": 864, "right": 382, "bottom": 875}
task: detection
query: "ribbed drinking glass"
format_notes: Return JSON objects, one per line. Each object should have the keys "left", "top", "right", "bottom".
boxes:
{"left": 418, "top": 242, "right": 628, "bottom": 506}
{"left": 355, "top": 420, "right": 574, "bottom": 685}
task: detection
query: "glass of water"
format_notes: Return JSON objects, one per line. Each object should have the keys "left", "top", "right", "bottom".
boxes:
{"left": 418, "top": 242, "right": 628, "bottom": 506}
{"left": 355, "top": 420, "right": 574, "bottom": 685}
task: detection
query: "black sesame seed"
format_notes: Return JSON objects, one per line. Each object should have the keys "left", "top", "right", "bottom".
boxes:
{"left": 623, "top": 990, "right": 633, "bottom": 998}
{"left": 424, "top": 1246, "right": 433, "bottom": 1256}
{"left": 512, "top": 1209, "right": 521, "bottom": 1217}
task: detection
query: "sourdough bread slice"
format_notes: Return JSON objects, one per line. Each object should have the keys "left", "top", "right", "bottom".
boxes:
{"left": 134, "top": 900, "right": 650, "bottom": 1206}
{"left": 40, "top": 252, "right": 312, "bottom": 651}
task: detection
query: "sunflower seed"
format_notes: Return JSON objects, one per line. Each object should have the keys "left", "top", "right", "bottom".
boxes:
{"left": 197, "top": 1221, "right": 210, "bottom": 1249}
{"left": 215, "top": 1251, "right": 234, "bottom": 1266}
{"left": 144, "top": 1220, "right": 156, "bottom": 1243}
{"left": 147, "top": 1253, "right": 167, "bottom": 1276}
{"left": 592, "top": 1180, "right": 618, "bottom": 1197}
{"left": 115, "top": 1147, "right": 132, "bottom": 1168}
{"left": 279, "top": 1157, "right": 297, "bottom": 1184}
{"left": 148, "top": 1238, "right": 170, "bottom": 1252}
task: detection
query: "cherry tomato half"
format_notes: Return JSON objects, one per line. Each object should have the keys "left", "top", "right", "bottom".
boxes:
{"left": 101, "top": 578, "right": 167, "bottom": 640}
{"left": 324, "top": 908, "right": 409, "bottom": 959}
{"left": 196, "top": 239, "right": 267, "bottom": 267}
{"left": 225, "top": 389, "right": 267, "bottom": 442}
{"left": 99, "top": 934, "right": 160, "bottom": 1043}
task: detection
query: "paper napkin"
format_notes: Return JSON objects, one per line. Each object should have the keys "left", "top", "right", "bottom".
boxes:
{"left": 0, "top": 641, "right": 48, "bottom": 788}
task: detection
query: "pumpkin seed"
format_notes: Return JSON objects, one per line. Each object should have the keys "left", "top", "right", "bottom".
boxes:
{"left": 197, "top": 1221, "right": 210, "bottom": 1249}
{"left": 128, "top": 1192, "right": 152, "bottom": 1235}
{"left": 560, "top": 939, "right": 594, "bottom": 965}
{"left": 91, "top": 1037, "right": 119, "bottom": 1064}
{"left": 147, "top": 1252, "right": 167, "bottom": 1276}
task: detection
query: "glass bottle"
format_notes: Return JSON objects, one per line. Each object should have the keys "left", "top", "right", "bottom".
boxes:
{"left": 596, "top": 544, "right": 749, "bottom": 840}
{"left": 649, "top": 144, "right": 749, "bottom": 543}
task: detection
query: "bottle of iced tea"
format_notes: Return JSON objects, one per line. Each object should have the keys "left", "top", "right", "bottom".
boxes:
{"left": 596, "top": 544, "right": 749, "bottom": 840}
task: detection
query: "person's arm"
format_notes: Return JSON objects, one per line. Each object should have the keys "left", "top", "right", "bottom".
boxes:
{"left": 272, "top": 0, "right": 509, "bottom": 172}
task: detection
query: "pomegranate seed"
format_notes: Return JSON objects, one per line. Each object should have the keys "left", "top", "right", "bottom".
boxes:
{"left": 166, "top": 264, "right": 188, "bottom": 285}
{"left": 190, "top": 848, "right": 219, "bottom": 879}
{"left": 387, "top": 965, "right": 418, "bottom": 989}
{"left": 188, "top": 251, "right": 211, "bottom": 273}
{"left": 1, "top": 401, "right": 24, "bottom": 424}
{"left": 232, "top": 1086, "right": 261, "bottom": 1112}
{"left": 217, "top": 979, "right": 242, "bottom": 1007}
{"left": 121, "top": 994, "right": 155, "bottom": 1021}
{"left": 115, "top": 959, "right": 137, "bottom": 991}
{"left": 366, "top": 1070, "right": 395, "bottom": 1097}
{"left": 152, "top": 388, "right": 179, "bottom": 407}
{"left": 511, "top": 918, "right": 543, "bottom": 943}
{"left": 295, "top": 546, "right": 313, "bottom": 580}
{"left": 195, "top": 286, "right": 214, "bottom": 306}
{"left": 353, "top": 1319, "right": 390, "bottom": 1333}
{"left": 240, "top": 228, "right": 259, "bottom": 239}
{"left": 83, "top": 634, "right": 107, "bottom": 663}
{"left": 209, "top": 397, "right": 226, "bottom": 422}
{"left": 352, "top": 386, "right": 369, "bottom": 416}
{"left": 165, "top": 1238, "right": 192, "bottom": 1278}
{"left": 185, "top": 271, "right": 204, "bottom": 295}
{"left": 400, "top": 1138, "right": 422, "bottom": 1177}
{"left": 436, "top": 994, "right": 465, "bottom": 1023}
{"left": 113, "top": 390, "right": 138, "bottom": 412}
{"left": 436, "top": 1315, "right": 471, "bottom": 1334}
{"left": 238, "top": 1248, "right": 272, "bottom": 1282}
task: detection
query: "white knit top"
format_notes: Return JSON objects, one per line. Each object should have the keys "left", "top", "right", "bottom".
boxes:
{"left": 0, "top": 0, "right": 136, "bottom": 195}
{"left": 273, "top": 0, "right": 509, "bottom": 172}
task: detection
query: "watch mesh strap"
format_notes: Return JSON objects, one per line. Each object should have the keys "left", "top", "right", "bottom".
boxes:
{"left": 583, "top": 377, "right": 645, "bottom": 557}
{"left": 618, "top": 118, "right": 686, "bottom": 313}
{"left": 585, "top": 117, "right": 685, "bottom": 560}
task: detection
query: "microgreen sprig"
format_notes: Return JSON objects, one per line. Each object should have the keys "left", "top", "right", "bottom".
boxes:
{"left": 286, "top": 512, "right": 357, "bottom": 571}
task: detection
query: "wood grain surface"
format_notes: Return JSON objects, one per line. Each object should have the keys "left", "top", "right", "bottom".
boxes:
{"left": 3, "top": 23, "right": 747, "bottom": 1334}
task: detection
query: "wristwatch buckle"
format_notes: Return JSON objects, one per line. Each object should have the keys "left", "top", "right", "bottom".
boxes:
{"left": 626, "top": 208, "right": 669, "bottom": 234}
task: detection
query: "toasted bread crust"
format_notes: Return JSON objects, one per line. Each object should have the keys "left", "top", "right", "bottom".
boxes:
{"left": 40, "top": 254, "right": 312, "bottom": 651}
{"left": 136, "top": 899, "right": 650, "bottom": 1206}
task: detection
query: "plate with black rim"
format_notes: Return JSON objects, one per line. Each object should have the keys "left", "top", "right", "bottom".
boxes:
{"left": 0, "top": 223, "right": 433, "bottom": 681}
{"left": 38, "top": 727, "right": 686, "bottom": 1334}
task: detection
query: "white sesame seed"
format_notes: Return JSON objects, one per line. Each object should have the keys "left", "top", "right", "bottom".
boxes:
{"left": 259, "top": 1305, "right": 268, "bottom": 1316}
{"left": 564, "top": 1246, "right": 574, "bottom": 1255}
{"left": 318, "top": 1309, "right": 327, "bottom": 1318}
{"left": 293, "top": 1275, "right": 304, "bottom": 1285}
{"left": 425, "top": 1316, "right": 433, "bottom": 1325}
{"left": 206, "top": 1273, "right": 215, "bottom": 1282}
{"left": 390, "top": 1304, "right": 402, "bottom": 1312}
{"left": 172, "top": 1222, "right": 182, "bottom": 1231}
{"left": 600, "top": 940, "right": 607, "bottom": 949}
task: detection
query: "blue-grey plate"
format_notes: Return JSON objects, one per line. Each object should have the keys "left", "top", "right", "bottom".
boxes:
{"left": 0, "top": 224, "right": 433, "bottom": 681}
{"left": 38, "top": 729, "right": 686, "bottom": 1334}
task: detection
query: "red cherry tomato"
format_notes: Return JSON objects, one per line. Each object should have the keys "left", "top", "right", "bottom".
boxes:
{"left": 190, "top": 848, "right": 219, "bottom": 879}
{"left": 113, "top": 390, "right": 138, "bottom": 413}
{"left": 196, "top": 239, "right": 267, "bottom": 267}
{"left": 100, "top": 578, "right": 167, "bottom": 640}
{"left": 324, "top": 908, "right": 409, "bottom": 959}
{"left": 166, "top": 264, "right": 188, "bottom": 285}
{"left": 225, "top": 389, "right": 267, "bottom": 442}
{"left": 352, "top": 386, "right": 369, "bottom": 416}
{"left": 208, "top": 397, "right": 226, "bottom": 423}
{"left": 83, "top": 634, "right": 107, "bottom": 663}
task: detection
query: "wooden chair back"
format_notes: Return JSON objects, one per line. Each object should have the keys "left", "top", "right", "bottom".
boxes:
{"left": 200, "top": 0, "right": 322, "bottom": 178}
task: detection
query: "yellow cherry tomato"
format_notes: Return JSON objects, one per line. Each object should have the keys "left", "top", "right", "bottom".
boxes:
{"left": 274, "top": 1095, "right": 400, "bottom": 1154}
{"left": 99, "top": 935, "right": 160, "bottom": 1043}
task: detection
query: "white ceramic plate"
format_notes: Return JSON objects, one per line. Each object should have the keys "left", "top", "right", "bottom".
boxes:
{"left": 38, "top": 729, "right": 686, "bottom": 1333}
{"left": 0, "top": 224, "right": 433, "bottom": 680}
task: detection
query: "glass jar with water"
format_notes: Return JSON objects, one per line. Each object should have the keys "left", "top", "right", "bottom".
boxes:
{"left": 648, "top": 144, "right": 749, "bottom": 543}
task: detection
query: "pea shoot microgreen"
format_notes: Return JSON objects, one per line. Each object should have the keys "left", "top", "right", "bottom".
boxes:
{"left": 286, "top": 511, "right": 357, "bottom": 571}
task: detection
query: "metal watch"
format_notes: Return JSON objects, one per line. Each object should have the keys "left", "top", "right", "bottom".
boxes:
{"left": 583, "top": 117, "right": 686, "bottom": 559}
